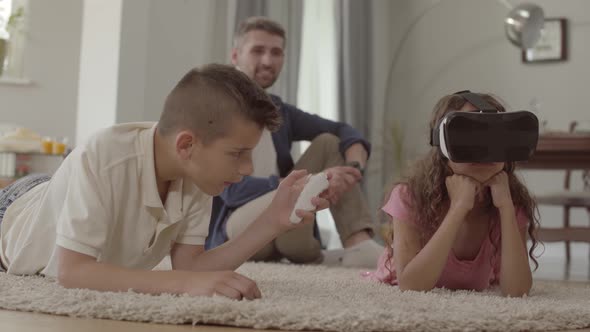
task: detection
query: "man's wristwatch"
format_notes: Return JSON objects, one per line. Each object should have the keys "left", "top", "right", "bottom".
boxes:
{"left": 345, "top": 161, "right": 365, "bottom": 176}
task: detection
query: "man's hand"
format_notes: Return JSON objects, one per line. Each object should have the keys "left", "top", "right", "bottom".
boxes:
{"left": 323, "top": 166, "right": 362, "bottom": 205}
{"left": 344, "top": 143, "right": 368, "bottom": 169}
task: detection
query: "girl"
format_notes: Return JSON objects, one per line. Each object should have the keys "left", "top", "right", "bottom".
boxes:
{"left": 365, "top": 92, "right": 540, "bottom": 297}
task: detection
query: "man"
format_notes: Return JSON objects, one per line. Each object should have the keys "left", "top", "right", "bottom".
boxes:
{"left": 206, "top": 17, "right": 383, "bottom": 268}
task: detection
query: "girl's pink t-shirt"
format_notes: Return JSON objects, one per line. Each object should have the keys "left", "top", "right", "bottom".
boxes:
{"left": 364, "top": 185, "right": 529, "bottom": 291}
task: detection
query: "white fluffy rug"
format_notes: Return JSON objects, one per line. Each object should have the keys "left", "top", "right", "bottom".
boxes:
{"left": 1, "top": 262, "right": 590, "bottom": 332}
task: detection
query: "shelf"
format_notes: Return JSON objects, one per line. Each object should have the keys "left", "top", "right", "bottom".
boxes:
{"left": 0, "top": 77, "right": 33, "bottom": 86}
{"left": 0, "top": 151, "right": 65, "bottom": 157}
{"left": 0, "top": 152, "right": 64, "bottom": 182}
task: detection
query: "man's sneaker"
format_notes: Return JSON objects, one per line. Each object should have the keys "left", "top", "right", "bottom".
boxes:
{"left": 320, "top": 240, "right": 384, "bottom": 268}
{"left": 320, "top": 248, "right": 347, "bottom": 266}
{"left": 341, "top": 240, "right": 384, "bottom": 268}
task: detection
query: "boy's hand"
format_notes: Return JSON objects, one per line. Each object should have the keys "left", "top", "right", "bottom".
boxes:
{"left": 185, "top": 270, "right": 261, "bottom": 300}
{"left": 484, "top": 171, "right": 514, "bottom": 210}
{"left": 446, "top": 174, "right": 481, "bottom": 214}
{"left": 268, "top": 170, "right": 330, "bottom": 232}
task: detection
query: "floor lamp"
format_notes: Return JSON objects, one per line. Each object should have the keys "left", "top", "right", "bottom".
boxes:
{"left": 380, "top": 1, "right": 545, "bottom": 182}
{"left": 384, "top": 1, "right": 545, "bottom": 113}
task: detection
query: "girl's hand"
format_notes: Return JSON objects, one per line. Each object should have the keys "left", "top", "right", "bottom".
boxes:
{"left": 268, "top": 170, "right": 330, "bottom": 232}
{"left": 445, "top": 174, "right": 481, "bottom": 213}
{"left": 484, "top": 171, "right": 514, "bottom": 210}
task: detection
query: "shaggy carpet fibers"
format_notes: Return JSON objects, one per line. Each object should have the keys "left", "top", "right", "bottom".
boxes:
{"left": 1, "top": 262, "right": 589, "bottom": 332}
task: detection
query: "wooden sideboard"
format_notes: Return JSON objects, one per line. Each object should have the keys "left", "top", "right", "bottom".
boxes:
{"left": 0, "top": 152, "right": 64, "bottom": 188}
{"left": 518, "top": 131, "right": 590, "bottom": 252}
{"left": 519, "top": 132, "right": 590, "bottom": 170}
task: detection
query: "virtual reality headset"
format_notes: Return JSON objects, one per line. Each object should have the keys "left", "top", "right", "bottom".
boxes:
{"left": 430, "top": 91, "right": 539, "bottom": 163}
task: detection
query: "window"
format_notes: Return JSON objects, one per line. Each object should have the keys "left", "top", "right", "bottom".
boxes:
{"left": 0, "top": 0, "right": 12, "bottom": 37}
{"left": 297, "top": 0, "right": 338, "bottom": 124}
{"left": 0, "top": 0, "right": 27, "bottom": 80}
{"left": 297, "top": 0, "right": 341, "bottom": 249}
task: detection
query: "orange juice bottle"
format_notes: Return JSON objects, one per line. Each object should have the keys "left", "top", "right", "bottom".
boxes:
{"left": 41, "top": 137, "right": 53, "bottom": 154}
{"left": 53, "top": 137, "right": 68, "bottom": 155}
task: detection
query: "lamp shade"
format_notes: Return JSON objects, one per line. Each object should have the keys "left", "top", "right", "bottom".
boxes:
{"left": 505, "top": 3, "right": 544, "bottom": 49}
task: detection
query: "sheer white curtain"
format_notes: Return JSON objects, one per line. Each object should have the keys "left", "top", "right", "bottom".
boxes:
{"left": 297, "top": 0, "right": 338, "bottom": 124}
{"left": 297, "top": 0, "right": 341, "bottom": 249}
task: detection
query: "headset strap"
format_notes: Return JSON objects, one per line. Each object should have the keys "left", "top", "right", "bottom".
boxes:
{"left": 454, "top": 90, "right": 497, "bottom": 113}
{"left": 430, "top": 90, "right": 498, "bottom": 146}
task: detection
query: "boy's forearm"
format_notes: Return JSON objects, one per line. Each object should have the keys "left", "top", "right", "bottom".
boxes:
{"left": 58, "top": 260, "right": 189, "bottom": 295}
{"left": 499, "top": 205, "right": 532, "bottom": 297}
{"left": 398, "top": 208, "right": 466, "bottom": 291}
{"left": 187, "top": 211, "right": 281, "bottom": 271}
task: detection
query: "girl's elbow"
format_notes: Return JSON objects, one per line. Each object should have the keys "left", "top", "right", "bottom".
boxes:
{"left": 502, "top": 289, "right": 529, "bottom": 297}
{"left": 57, "top": 269, "right": 75, "bottom": 288}
{"left": 57, "top": 264, "right": 83, "bottom": 289}
{"left": 501, "top": 284, "right": 531, "bottom": 297}
{"left": 397, "top": 278, "right": 434, "bottom": 292}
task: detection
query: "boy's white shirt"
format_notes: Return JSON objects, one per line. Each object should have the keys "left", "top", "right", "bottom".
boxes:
{"left": 0, "top": 122, "right": 211, "bottom": 277}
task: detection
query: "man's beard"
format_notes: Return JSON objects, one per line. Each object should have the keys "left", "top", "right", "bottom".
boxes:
{"left": 255, "top": 67, "right": 278, "bottom": 89}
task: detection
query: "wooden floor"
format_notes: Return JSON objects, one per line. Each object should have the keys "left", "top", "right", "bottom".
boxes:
{"left": 1, "top": 243, "right": 589, "bottom": 332}
{"left": 0, "top": 307, "right": 588, "bottom": 332}
{"left": 0, "top": 310, "right": 274, "bottom": 332}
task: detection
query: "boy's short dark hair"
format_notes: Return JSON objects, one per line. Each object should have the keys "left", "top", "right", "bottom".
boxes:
{"left": 158, "top": 64, "right": 281, "bottom": 143}
{"left": 234, "top": 16, "right": 286, "bottom": 48}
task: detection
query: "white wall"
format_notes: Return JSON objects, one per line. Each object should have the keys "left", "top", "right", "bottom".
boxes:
{"left": 142, "top": 0, "right": 232, "bottom": 122}
{"left": 114, "top": 0, "right": 150, "bottom": 124}
{"left": 75, "top": 0, "right": 122, "bottom": 145}
{"left": 1, "top": 0, "right": 234, "bottom": 146}
{"left": 76, "top": 0, "right": 233, "bottom": 144}
{"left": 0, "top": 0, "right": 82, "bottom": 143}
{"left": 369, "top": 0, "right": 590, "bottom": 227}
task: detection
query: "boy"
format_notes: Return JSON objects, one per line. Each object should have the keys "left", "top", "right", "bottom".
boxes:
{"left": 0, "top": 64, "right": 326, "bottom": 300}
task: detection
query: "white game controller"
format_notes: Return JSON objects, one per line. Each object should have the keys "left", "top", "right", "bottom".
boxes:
{"left": 289, "top": 172, "right": 330, "bottom": 224}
